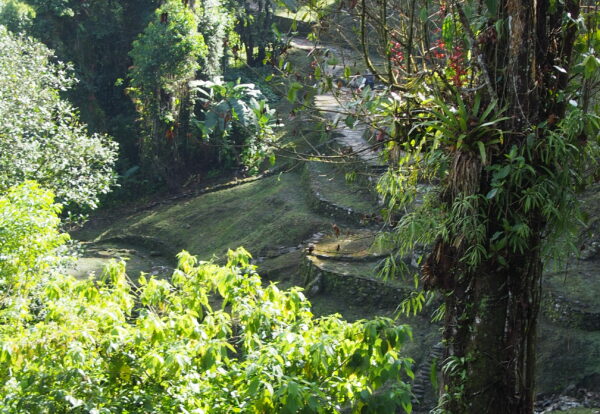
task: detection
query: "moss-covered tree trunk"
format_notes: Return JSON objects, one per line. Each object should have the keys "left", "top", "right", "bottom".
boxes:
{"left": 428, "top": 1, "right": 581, "bottom": 412}
{"left": 439, "top": 241, "right": 543, "bottom": 412}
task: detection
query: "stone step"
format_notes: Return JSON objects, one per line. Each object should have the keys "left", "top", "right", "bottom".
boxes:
{"left": 411, "top": 342, "right": 444, "bottom": 408}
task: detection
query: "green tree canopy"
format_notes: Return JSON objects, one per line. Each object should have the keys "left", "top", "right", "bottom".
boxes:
{"left": 0, "top": 26, "right": 117, "bottom": 209}
{"left": 0, "top": 0, "right": 35, "bottom": 33}
{"left": 128, "top": 0, "right": 206, "bottom": 99}
{"left": 0, "top": 183, "right": 414, "bottom": 413}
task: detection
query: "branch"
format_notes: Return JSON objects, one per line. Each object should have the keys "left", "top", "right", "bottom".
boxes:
{"left": 360, "top": 0, "right": 388, "bottom": 84}
{"left": 453, "top": 1, "right": 499, "bottom": 104}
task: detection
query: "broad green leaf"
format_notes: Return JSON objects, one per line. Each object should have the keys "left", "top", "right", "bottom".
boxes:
{"left": 486, "top": 188, "right": 498, "bottom": 199}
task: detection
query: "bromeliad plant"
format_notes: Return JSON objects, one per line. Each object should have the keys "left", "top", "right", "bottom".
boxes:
{"left": 0, "top": 183, "right": 414, "bottom": 413}
{"left": 419, "top": 93, "right": 508, "bottom": 163}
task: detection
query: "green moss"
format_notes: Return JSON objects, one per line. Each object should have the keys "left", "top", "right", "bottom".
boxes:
{"left": 545, "top": 262, "right": 600, "bottom": 313}
{"left": 313, "top": 230, "right": 390, "bottom": 259}
{"left": 86, "top": 172, "right": 327, "bottom": 262}
{"left": 307, "top": 161, "right": 379, "bottom": 214}
{"left": 311, "top": 256, "right": 379, "bottom": 276}
{"left": 68, "top": 241, "right": 172, "bottom": 281}
{"left": 272, "top": 116, "right": 328, "bottom": 171}
{"left": 274, "top": 1, "right": 337, "bottom": 23}
{"left": 258, "top": 250, "right": 305, "bottom": 285}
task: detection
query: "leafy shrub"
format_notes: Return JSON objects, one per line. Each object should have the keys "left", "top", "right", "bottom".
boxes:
{"left": 0, "top": 183, "right": 414, "bottom": 413}
{"left": 192, "top": 78, "right": 279, "bottom": 174}
{"left": 129, "top": 1, "right": 206, "bottom": 100}
{"left": 224, "top": 66, "right": 280, "bottom": 104}
{"left": 0, "top": 0, "right": 35, "bottom": 33}
{"left": 0, "top": 182, "right": 68, "bottom": 288}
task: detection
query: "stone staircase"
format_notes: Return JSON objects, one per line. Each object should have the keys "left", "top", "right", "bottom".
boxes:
{"left": 292, "top": 40, "right": 449, "bottom": 413}
{"left": 411, "top": 342, "right": 444, "bottom": 411}
{"left": 314, "top": 92, "right": 385, "bottom": 170}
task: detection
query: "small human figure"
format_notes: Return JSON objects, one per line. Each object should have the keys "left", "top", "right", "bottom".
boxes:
{"left": 349, "top": 72, "right": 361, "bottom": 90}
{"left": 364, "top": 71, "right": 375, "bottom": 90}
{"left": 332, "top": 223, "right": 341, "bottom": 238}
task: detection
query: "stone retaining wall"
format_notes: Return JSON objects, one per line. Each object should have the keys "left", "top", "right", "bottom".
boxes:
{"left": 302, "top": 164, "right": 373, "bottom": 225}
{"left": 542, "top": 290, "right": 600, "bottom": 331}
{"left": 302, "top": 255, "right": 410, "bottom": 308}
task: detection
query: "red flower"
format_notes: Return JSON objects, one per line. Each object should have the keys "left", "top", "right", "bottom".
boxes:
{"left": 390, "top": 41, "right": 405, "bottom": 67}
{"left": 432, "top": 39, "right": 446, "bottom": 59}
{"left": 440, "top": 0, "right": 448, "bottom": 15}
{"left": 448, "top": 45, "right": 467, "bottom": 86}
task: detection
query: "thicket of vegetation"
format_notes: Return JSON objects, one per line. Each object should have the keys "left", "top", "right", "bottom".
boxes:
{"left": 0, "top": 26, "right": 117, "bottom": 209}
{"left": 0, "top": 0, "right": 598, "bottom": 412}
{"left": 0, "top": 182, "right": 414, "bottom": 413}
{"left": 0, "top": 0, "right": 286, "bottom": 193}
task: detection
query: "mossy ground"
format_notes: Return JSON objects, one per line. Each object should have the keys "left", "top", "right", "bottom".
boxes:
{"left": 545, "top": 259, "right": 600, "bottom": 313}
{"left": 306, "top": 161, "right": 379, "bottom": 215}
{"left": 68, "top": 240, "right": 173, "bottom": 281}
{"left": 312, "top": 230, "right": 390, "bottom": 258}
{"left": 309, "top": 256, "right": 379, "bottom": 278}
{"left": 79, "top": 172, "right": 327, "bottom": 262}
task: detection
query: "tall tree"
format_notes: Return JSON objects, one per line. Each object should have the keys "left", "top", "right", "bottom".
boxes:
{"left": 303, "top": 0, "right": 599, "bottom": 412}
{"left": 128, "top": 0, "right": 207, "bottom": 188}
{"left": 425, "top": 2, "right": 586, "bottom": 412}
{"left": 229, "top": 0, "right": 277, "bottom": 66}
{"left": 0, "top": 26, "right": 117, "bottom": 209}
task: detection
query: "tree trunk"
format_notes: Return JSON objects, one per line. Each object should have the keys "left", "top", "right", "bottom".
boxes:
{"left": 432, "top": 1, "right": 581, "bottom": 412}
{"left": 255, "top": 0, "right": 272, "bottom": 67}
{"left": 441, "top": 245, "right": 543, "bottom": 413}
{"left": 238, "top": 2, "right": 256, "bottom": 66}
{"left": 245, "top": 36, "right": 255, "bottom": 66}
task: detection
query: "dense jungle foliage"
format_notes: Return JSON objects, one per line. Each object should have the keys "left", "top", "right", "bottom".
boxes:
{"left": 0, "top": 27, "right": 117, "bottom": 209}
{"left": 0, "top": 0, "right": 598, "bottom": 412}
{"left": 0, "top": 0, "right": 284, "bottom": 194}
{"left": 0, "top": 182, "right": 414, "bottom": 413}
